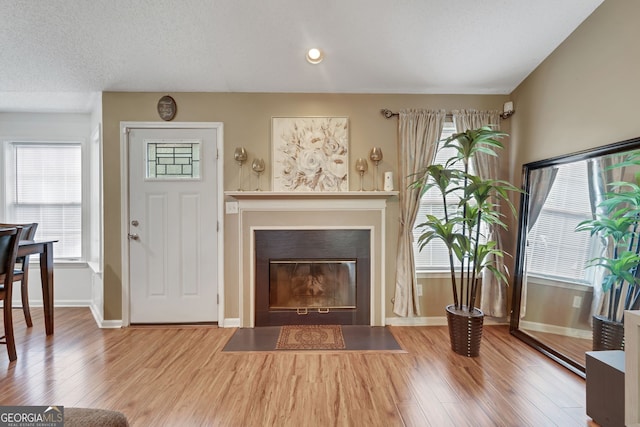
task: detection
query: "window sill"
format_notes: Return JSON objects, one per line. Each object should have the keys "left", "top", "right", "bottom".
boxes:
{"left": 416, "top": 270, "right": 455, "bottom": 279}
{"left": 526, "top": 275, "right": 592, "bottom": 292}
{"left": 87, "top": 261, "right": 102, "bottom": 275}
{"left": 28, "top": 260, "right": 88, "bottom": 269}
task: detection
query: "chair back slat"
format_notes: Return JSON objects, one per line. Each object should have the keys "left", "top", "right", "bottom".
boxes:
{"left": 0, "top": 227, "right": 20, "bottom": 278}
{"left": 0, "top": 223, "right": 38, "bottom": 241}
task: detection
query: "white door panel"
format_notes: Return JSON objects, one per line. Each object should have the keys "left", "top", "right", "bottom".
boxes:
{"left": 128, "top": 127, "right": 218, "bottom": 323}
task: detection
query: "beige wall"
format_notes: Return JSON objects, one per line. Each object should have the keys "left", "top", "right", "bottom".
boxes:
{"left": 102, "top": 92, "right": 507, "bottom": 321}
{"left": 523, "top": 282, "right": 593, "bottom": 331}
{"left": 511, "top": 0, "right": 640, "bottom": 169}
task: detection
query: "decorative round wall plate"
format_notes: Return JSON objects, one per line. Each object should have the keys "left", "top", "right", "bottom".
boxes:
{"left": 157, "top": 95, "right": 177, "bottom": 121}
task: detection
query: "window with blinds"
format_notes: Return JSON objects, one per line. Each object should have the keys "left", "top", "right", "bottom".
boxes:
{"left": 526, "top": 160, "right": 595, "bottom": 284}
{"left": 412, "top": 127, "right": 595, "bottom": 282}
{"left": 7, "top": 143, "right": 82, "bottom": 260}
{"left": 412, "top": 121, "right": 463, "bottom": 270}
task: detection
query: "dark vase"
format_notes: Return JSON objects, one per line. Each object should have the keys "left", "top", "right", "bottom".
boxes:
{"left": 592, "top": 314, "right": 624, "bottom": 351}
{"left": 445, "top": 304, "right": 484, "bottom": 357}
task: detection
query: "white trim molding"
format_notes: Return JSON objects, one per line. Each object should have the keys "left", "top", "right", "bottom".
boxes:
{"left": 386, "top": 316, "right": 508, "bottom": 327}
{"left": 90, "top": 304, "right": 123, "bottom": 329}
{"left": 386, "top": 316, "right": 447, "bottom": 326}
{"left": 223, "top": 318, "right": 241, "bottom": 328}
{"left": 519, "top": 320, "right": 592, "bottom": 340}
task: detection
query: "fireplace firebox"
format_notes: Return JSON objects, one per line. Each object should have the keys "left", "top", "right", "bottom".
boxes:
{"left": 255, "top": 229, "right": 370, "bottom": 326}
{"left": 269, "top": 260, "right": 356, "bottom": 310}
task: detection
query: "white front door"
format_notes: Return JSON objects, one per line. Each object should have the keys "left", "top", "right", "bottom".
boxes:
{"left": 128, "top": 127, "right": 218, "bottom": 323}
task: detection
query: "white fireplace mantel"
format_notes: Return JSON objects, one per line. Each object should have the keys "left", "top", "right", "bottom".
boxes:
{"left": 225, "top": 190, "right": 398, "bottom": 214}
{"left": 225, "top": 191, "right": 398, "bottom": 214}
{"left": 225, "top": 190, "right": 398, "bottom": 199}
{"left": 226, "top": 190, "right": 397, "bottom": 327}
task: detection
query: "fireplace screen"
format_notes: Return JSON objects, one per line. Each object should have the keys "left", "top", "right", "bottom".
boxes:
{"left": 269, "top": 260, "right": 356, "bottom": 309}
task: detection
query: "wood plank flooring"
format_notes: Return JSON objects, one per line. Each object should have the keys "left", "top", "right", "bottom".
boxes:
{"left": 0, "top": 308, "right": 599, "bottom": 427}
{"left": 522, "top": 329, "right": 591, "bottom": 367}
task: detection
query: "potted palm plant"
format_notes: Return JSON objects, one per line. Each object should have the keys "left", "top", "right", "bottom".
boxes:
{"left": 412, "top": 126, "right": 519, "bottom": 356}
{"left": 575, "top": 151, "right": 640, "bottom": 350}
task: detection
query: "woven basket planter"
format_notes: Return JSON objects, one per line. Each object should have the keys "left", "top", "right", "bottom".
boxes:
{"left": 592, "top": 315, "right": 624, "bottom": 351}
{"left": 446, "top": 304, "right": 484, "bottom": 357}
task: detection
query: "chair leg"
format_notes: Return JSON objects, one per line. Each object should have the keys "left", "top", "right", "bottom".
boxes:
{"left": 3, "top": 301, "right": 17, "bottom": 362}
{"left": 20, "top": 276, "right": 33, "bottom": 328}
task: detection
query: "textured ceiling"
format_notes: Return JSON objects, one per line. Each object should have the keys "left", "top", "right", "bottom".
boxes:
{"left": 0, "top": 0, "right": 603, "bottom": 113}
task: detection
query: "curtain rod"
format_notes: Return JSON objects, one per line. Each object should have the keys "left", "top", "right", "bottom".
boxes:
{"left": 380, "top": 108, "right": 513, "bottom": 120}
{"left": 380, "top": 108, "right": 454, "bottom": 120}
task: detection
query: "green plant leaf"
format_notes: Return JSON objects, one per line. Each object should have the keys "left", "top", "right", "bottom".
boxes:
{"left": 411, "top": 126, "right": 518, "bottom": 310}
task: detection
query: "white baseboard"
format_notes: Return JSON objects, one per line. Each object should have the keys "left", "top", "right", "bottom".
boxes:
{"left": 89, "top": 303, "right": 123, "bottom": 328}
{"left": 25, "top": 299, "right": 92, "bottom": 307}
{"left": 222, "top": 318, "right": 240, "bottom": 328}
{"left": 58, "top": 300, "right": 92, "bottom": 307}
{"left": 100, "top": 320, "right": 124, "bottom": 328}
{"left": 520, "top": 320, "right": 591, "bottom": 339}
{"left": 219, "top": 317, "right": 507, "bottom": 328}
{"left": 385, "top": 316, "right": 508, "bottom": 326}
{"left": 386, "top": 316, "right": 447, "bottom": 326}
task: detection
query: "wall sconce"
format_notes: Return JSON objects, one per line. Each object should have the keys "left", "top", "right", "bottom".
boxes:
{"left": 500, "top": 101, "right": 515, "bottom": 119}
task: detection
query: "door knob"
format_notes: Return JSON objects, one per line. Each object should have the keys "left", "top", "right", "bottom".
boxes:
{"left": 128, "top": 233, "right": 140, "bottom": 241}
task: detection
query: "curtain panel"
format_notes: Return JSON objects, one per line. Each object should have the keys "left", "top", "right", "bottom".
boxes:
{"left": 393, "top": 109, "right": 446, "bottom": 317}
{"left": 521, "top": 166, "right": 558, "bottom": 317}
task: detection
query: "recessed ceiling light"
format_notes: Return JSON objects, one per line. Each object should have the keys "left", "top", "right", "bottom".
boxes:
{"left": 306, "top": 48, "right": 324, "bottom": 64}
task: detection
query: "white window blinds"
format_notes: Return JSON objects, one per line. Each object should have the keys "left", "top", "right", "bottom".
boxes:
{"left": 526, "top": 160, "right": 594, "bottom": 284}
{"left": 9, "top": 143, "right": 82, "bottom": 259}
{"left": 413, "top": 122, "right": 462, "bottom": 270}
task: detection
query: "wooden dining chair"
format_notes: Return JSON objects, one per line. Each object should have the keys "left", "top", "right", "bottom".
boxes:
{"left": 0, "top": 223, "right": 38, "bottom": 327}
{"left": 0, "top": 227, "right": 21, "bottom": 362}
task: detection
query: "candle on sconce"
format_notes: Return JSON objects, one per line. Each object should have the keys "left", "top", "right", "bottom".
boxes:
{"left": 251, "top": 158, "right": 266, "bottom": 191}
{"left": 369, "top": 147, "right": 383, "bottom": 191}
{"left": 355, "top": 158, "right": 368, "bottom": 191}
{"left": 234, "top": 147, "right": 248, "bottom": 191}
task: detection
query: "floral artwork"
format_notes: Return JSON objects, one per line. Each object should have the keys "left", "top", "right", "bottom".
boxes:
{"left": 272, "top": 117, "right": 349, "bottom": 191}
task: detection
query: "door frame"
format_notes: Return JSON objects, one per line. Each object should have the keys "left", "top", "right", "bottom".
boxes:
{"left": 119, "top": 121, "right": 224, "bottom": 327}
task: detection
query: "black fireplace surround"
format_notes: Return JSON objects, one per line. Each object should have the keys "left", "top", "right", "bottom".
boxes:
{"left": 254, "top": 229, "right": 371, "bottom": 326}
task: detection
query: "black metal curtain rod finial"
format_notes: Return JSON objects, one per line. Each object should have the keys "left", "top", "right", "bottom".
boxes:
{"left": 380, "top": 109, "right": 398, "bottom": 119}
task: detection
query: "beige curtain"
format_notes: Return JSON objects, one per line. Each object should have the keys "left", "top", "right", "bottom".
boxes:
{"left": 452, "top": 109, "right": 506, "bottom": 317}
{"left": 521, "top": 166, "right": 558, "bottom": 317}
{"left": 393, "top": 109, "right": 446, "bottom": 317}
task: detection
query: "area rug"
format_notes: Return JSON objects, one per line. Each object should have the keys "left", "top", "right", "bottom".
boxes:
{"left": 64, "top": 407, "right": 129, "bottom": 427}
{"left": 222, "top": 325, "right": 405, "bottom": 353}
{"left": 276, "top": 324, "right": 345, "bottom": 350}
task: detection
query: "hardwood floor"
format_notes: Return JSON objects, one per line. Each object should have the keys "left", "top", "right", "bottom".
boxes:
{"left": 522, "top": 329, "right": 592, "bottom": 367}
{"left": 0, "top": 308, "right": 599, "bottom": 427}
